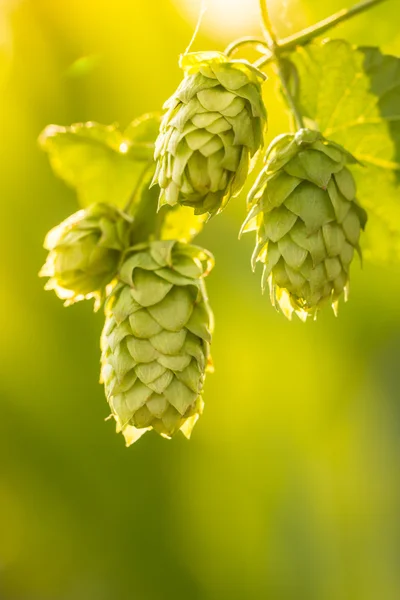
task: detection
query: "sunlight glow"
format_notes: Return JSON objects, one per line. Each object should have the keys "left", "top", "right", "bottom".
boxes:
{"left": 119, "top": 141, "right": 129, "bottom": 154}
{"left": 172, "top": 0, "right": 262, "bottom": 40}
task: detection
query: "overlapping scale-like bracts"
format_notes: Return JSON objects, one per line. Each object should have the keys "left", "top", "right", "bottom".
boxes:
{"left": 241, "top": 129, "right": 367, "bottom": 320}
{"left": 40, "top": 203, "right": 131, "bottom": 309}
{"left": 153, "top": 51, "right": 267, "bottom": 217}
{"left": 101, "top": 240, "right": 214, "bottom": 445}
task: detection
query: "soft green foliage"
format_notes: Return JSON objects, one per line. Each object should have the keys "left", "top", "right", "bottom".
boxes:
{"left": 39, "top": 115, "right": 159, "bottom": 208}
{"left": 40, "top": 203, "right": 131, "bottom": 308}
{"left": 153, "top": 51, "right": 267, "bottom": 216}
{"left": 291, "top": 40, "right": 400, "bottom": 262}
{"left": 39, "top": 116, "right": 207, "bottom": 244}
{"left": 242, "top": 129, "right": 367, "bottom": 320}
{"left": 101, "top": 240, "right": 214, "bottom": 444}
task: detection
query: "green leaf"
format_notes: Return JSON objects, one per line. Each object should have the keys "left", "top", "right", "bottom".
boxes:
{"left": 40, "top": 113, "right": 205, "bottom": 243}
{"left": 291, "top": 40, "right": 400, "bottom": 262}
{"left": 123, "top": 113, "right": 161, "bottom": 161}
{"left": 39, "top": 114, "right": 160, "bottom": 209}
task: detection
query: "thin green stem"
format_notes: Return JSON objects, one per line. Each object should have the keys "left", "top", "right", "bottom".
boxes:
{"left": 262, "top": 0, "right": 387, "bottom": 61}
{"left": 258, "top": 0, "right": 304, "bottom": 129}
{"left": 280, "top": 0, "right": 387, "bottom": 51}
{"left": 256, "top": 0, "right": 387, "bottom": 125}
{"left": 224, "top": 37, "right": 269, "bottom": 57}
{"left": 253, "top": 53, "right": 273, "bottom": 69}
{"left": 123, "top": 161, "right": 154, "bottom": 214}
{"left": 183, "top": 0, "right": 207, "bottom": 55}
{"left": 258, "top": 0, "right": 278, "bottom": 49}
{"left": 276, "top": 61, "right": 304, "bottom": 129}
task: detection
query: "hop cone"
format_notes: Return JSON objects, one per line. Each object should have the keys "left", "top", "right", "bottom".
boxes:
{"left": 241, "top": 129, "right": 368, "bottom": 320}
{"left": 153, "top": 51, "right": 267, "bottom": 217}
{"left": 100, "top": 240, "right": 214, "bottom": 445}
{"left": 40, "top": 203, "right": 131, "bottom": 308}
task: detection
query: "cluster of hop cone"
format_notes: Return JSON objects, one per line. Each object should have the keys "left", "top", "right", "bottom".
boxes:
{"left": 40, "top": 52, "right": 367, "bottom": 445}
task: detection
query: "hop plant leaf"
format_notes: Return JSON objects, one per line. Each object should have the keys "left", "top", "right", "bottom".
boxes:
{"left": 290, "top": 40, "right": 400, "bottom": 263}
{"left": 39, "top": 114, "right": 160, "bottom": 209}
{"left": 100, "top": 240, "right": 214, "bottom": 445}
{"left": 241, "top": 129, "right": 367, "bottom": 321}
{"left": 39, "top": 115, "right": 207, "bottom": 244}
{"left": 40, "top": 203, "right": 131, "bottom": 309}
{"left": 153, "top": 51, "right": 268, "bottom": 217}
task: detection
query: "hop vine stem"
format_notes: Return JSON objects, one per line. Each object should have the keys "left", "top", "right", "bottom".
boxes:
{"left": 123, "top": 160, "right": 154, "bottom": 214}
{"left": 258, "top": 0, "right": 304, "bottom": 130}
{"left": 276, "top": 0, "right": 387, "bottom": 54}
{"left": 259, "top": 0, "right": 278, "bottom": 51}
{"left": 255, "top": 0, "right": 387, "bottom": 129}
{"left": 253, "top": 0, "right": 388, "bottom": 68}
{"left": 224, "top": 37, "right": 269, "bottom": 57}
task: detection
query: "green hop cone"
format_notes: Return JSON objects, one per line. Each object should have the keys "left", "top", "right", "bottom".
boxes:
{"left": 100, "top": 240, "right": 214, "bottom": 445}
{"left": 40, "top": 203, "right": 131, "bottom": 309}
{"left": 241, "top": 129, "right": 368, "bottom": 320}
{"left": 153, "top": 51, "right": 267, "bottom": 217}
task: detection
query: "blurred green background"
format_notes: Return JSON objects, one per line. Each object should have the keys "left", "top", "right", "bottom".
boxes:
{"left": 1, "top": 0, "right": 400, "bottom": 598}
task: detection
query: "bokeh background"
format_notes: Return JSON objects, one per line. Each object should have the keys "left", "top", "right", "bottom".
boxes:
{"left": 1, "top": 0, "right": 400, "bottom": 598}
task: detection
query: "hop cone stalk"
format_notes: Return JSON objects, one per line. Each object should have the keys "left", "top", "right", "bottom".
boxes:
{"left": 40, "top": 203, "right": 131, "bottom": 309}
{"left": 100, "top": 240, "right": 214, "bottom": 445}
{"left": 241, "top": 129, "right": 367, "bottom": 320}
{"left": 153, "top": 51, "right": 267, "bottom": 217}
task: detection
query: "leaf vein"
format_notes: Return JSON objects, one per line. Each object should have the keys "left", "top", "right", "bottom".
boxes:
{"left": 325, "top": 115, "right": 400, "bottom": 136}
{"left": 355, "top": 154, "right": 400, "bottom": 170}
{"left": 324, "top": 71, "right": 361, "bottom": 132}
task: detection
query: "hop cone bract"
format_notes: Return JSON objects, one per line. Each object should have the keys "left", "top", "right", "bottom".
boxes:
{"left": 100, "top": 240, "right": 214, "bottom": 445}
{"left": 40, "top": 203, "right": 131, "bottom": 308}
{"left": 241, "top": 129, "right": 367, "bottom": 320}
{"left": 153, "top": 51, "right": 267, "bottom": 217}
